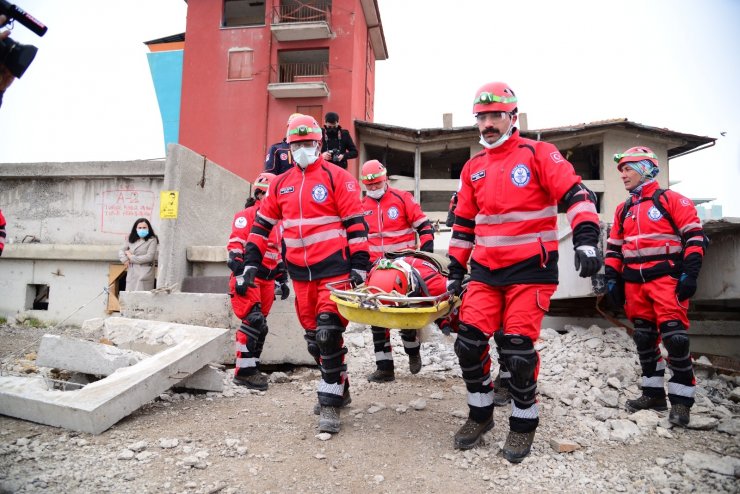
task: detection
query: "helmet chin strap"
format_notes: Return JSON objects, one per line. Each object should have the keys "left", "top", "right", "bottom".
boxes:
{"left": 479, "top": 118, "right": 516, "bottom": 149}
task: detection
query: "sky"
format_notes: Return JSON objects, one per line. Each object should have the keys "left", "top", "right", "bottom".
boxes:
{"left": 1, "top": 0, "right": 738, "bottom": 215}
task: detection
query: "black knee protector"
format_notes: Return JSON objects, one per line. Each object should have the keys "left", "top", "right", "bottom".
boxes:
{"left": 500, "top": 334, "right": 538, "bottom": 406}
{"left": 660, "top": 320, "right": 690, "bottom": 358}
{"left": 316, "top": 312, "right": 345, "bottom": 354}
{"left": 245, "top": 303, "right": 266, "bottom": 331}
{"left": 632, "top": 318, "right": 658, "bottom": 352}
{"left": 400, "top": 330, "right": 418, "bottom": 344}
{"left": 454, "top": 323, "right": 489, "bottom": 367}
{"left": 303, "top": 331, "right": 321, "bottom": 363}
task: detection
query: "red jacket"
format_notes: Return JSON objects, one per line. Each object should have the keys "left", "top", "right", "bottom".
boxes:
{"left": 0, "top": 209, "right": 5, "bottom": 256}
{"left": 404, "top": 255, "right": 447, "bottom": 297}
{"left": 605, "top": 180, "right": 705, "bottom": 282}
{"left": 449, "top": 130, "right": 599, "bottom": 285}
{"left": 362, "top": 187, "right": 434, "bottom": 262}
{"left": 246, "top": 157, "right": 370, "bottom": 281}
{"left": 227, "top": 200, "right": 285, "bottom": 281}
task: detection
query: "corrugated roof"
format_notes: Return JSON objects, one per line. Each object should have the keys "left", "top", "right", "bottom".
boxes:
{"left": 144, "top": 33, "right": 185, "bottom": 45}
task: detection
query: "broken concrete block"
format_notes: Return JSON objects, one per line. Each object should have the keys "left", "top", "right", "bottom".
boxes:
{"left": 549, "top": 438, "right": 581, "bottom": 453}
{"left": 176, "top": 365, "right": 223, "bottom": 392}
{"left": 37, "top": 334, "right": 148, "bottom": 376}
{"left": 0, "top": 318, "right": 229, "bottom": 434}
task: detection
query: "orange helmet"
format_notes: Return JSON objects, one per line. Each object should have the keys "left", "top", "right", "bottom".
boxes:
{"left": 287, "top": 113, "right": 303, "bottom": 127}
{"left": 613, "top": 146, "right": 659, "bottom": 171}
{"left": 360, "top": 160, "right": 387, "bottom": 185}
{"left": 366, "top": 258, "right": 416, "bottom": 300}
{"left": 254, "top": 172, "right": 275, "bottom": 192}
{"left": 286, "top": 115, "right": 322, "bottom": 143}
{"left": 473, "top": 82, "right": 518, "bottom": 115}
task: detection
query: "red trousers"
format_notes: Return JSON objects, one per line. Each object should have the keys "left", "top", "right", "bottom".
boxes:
{"left": 624, "top": 276, "right": 689, "bottom": 328}
{"left": 291, "top": 274, "right": 349, "bottom": 330}
{"left": 229, "top": 277, "right": 275, "bottom": 320}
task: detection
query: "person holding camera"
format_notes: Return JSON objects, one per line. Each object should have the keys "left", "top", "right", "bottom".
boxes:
{"left": 0, "top": 208, "right": 6, "bottom": 256}
{"left": 0, "top": 15, "right": 14, "bottom": 106}
{"left": 227, "top": 172, "right": 289, "bottom": 391}
{"left": 0, "top": 3, "right": 47, "bottom": 108}
{"left": 320, "top": 111, "right": 358, "bottom": 170}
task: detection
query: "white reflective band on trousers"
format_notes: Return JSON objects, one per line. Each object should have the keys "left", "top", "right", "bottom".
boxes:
{"left": 668, "top": 382, "right": 696, "bottom": 398}
{"left": 623, "top": 245, "right": 683, "bottom": 258}
{"left": 318, "top": 379, "right": 344, "bottom": 397}
{"left": 375, "top": 350, "right": 393, "bottom": 361}
{"left": 283, "top": 229, "right": 345, "bottom": 248}
{"left": 236, "top": 357, "right": 258, "bottom": 368}
{"left": 282, "top": 216, "right": 341, "bottom": 228}
{"left": 467, "top": 390, "right": 494, "bottom": 408}
{"left": 476, "top": 205, "right": 556, "bottom": 225}
{"left": 512, "top": 402, "right": 539, "bottom": 420}
{"left": 642, "top": 375, "right": 665, "bottom": 389}
{"left": 476, "top": 230, "right": 558, "bottom": 248}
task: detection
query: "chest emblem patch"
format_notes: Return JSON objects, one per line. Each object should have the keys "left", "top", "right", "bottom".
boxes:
{"left": 312, "top": 184, "right": 328, "bottom": 203}
{"left": 511, "top": 164, "right": 531, "bottom": 187}
{"left": 388, "top": 206, "right": 400, "bottom": 220}
{"left": 647, "top": 206, "right": 663, "bottom": 221}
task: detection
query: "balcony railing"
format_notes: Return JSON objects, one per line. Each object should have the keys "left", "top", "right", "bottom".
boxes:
{"left": 271, "top": 62, "right": 328, "bottom": 84}
{"left": 272, "top": 1, "right": 332, "bottom": 25}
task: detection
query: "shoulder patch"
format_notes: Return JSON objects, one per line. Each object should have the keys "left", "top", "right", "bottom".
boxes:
{"left": 550, "top": 151, "right": 564, "bottom": 163}
{"left": 234, "top": 216, "right": 248, "bottom": 229}
{"left": 345, "top": 181, "right": 356, "bottom": 192}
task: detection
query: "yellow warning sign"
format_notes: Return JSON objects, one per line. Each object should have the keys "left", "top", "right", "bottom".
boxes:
{"left": 160, "top": 191, "right": 179, "bottom": 219}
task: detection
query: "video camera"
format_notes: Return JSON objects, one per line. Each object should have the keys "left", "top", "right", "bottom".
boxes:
{"left": 328, "top": 149, "right": 341, "bottom": 160}
{"left": 0, "top": 0, "right": 47, "bottom": 79}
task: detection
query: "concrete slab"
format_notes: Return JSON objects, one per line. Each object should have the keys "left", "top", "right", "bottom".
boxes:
{"left": 36, "top": 334, "right": 223, "bottom": 392}
{"left": 0, "top": 318, "right": 229, "bottom": 434}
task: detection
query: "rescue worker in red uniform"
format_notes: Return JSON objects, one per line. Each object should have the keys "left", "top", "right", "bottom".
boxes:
{"left": 605, "top": 146, "right": 706, "bottom": 427}
{"left": 242, "top": 114, "right": 370, "bottom": 434}
{"left": 361, "top": 160, "right": 436, "bottom": 382}
{"left": 447, "top": 82, "right": 602, "bottom": 462}
{"left": 227, "top": 172, "right": 290, "bottom": 390}
{"left": 0, "top": 208, "right": 6, "bottom": 256}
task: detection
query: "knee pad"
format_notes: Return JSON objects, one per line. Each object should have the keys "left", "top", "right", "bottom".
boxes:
{"left": 316, "top": 312, "right": 345, "bottom": 353}
{"left": 245, "top": 303, "right": 265, "bottom": 331}
{"left": 453, "top": 323, "right": 489, "bottom": 366}
{"left": 303, "top": 331, "right": 321, "bottom": 362}
{"left": 660, "top": 320, "right": 690, "bottom": 357}
{"left": 499, "top": 334, "right": 538, "bottom": 389}
{"left": 493, "top": 328, "right": 506, "bottom": 364}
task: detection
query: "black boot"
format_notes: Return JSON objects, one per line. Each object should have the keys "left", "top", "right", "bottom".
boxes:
{"left": 669, "top": 403, "right": 690, "bottom": 427}
{"left": 233, "top": 371, "right": 268, "bottom": 391}
{"left": 453, "top": 416, "right": 493, "bottom": 450}
{"left": 502, "top": 429, "right": 536, "bottom": 463}
{"left": 367, "top": 368, "right": 395, "bottom": 382}
{"left": 625, "top": 394, "right": 667, "bottom": 412}
{"left": 492, "top": 374, "right": 511, "bottom": 406}
{"left": 408, "top": 353, "right": 422, "bottom": 374}
{"left": 318, "top": 406, "right": 341, "bottom": 433}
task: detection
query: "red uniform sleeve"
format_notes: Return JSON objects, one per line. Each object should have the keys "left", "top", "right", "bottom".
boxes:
{"left": 402, "top": 190, "right": 435, "bottom": 247}
{"left": 448, "top": 161, "right": 477, "bottom": 270}
{"left": 246, "top": 183, "right": 280, "bottom": 263}
{"left": 334, "top": 168, "right": 370, "bottom": 270}
{"left": 665, "top": 191, "right": 706, "bottom": 261}
{"left": 604, "top": 204, "right": 625, "bottom": 274}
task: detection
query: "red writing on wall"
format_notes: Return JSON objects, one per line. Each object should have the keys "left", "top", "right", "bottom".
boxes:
{"left": 101, "top": 190, "right": 156, "bottom": 234}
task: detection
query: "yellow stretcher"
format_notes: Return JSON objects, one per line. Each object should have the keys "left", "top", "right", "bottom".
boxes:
{"left": 327, "top": 279, "right": 459, "bottom": 330}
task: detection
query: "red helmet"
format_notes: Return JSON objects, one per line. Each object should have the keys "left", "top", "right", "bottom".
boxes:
{"left": 613, "top": 146, "right": 659, "bottom": 171}
{"left": 473, "top": 82, "right": 518, "bottom": 115}
{"left": 360, "top": 160, "right": 387, "bottom": 185}
{"left": 286, "top": 115, "right": 322, "bottom": 143}
{"left": 366, "top": 258, "right": 415, "bottom": 299}
{"left": 254, "top": 172, "right": 275, "bottom": 192}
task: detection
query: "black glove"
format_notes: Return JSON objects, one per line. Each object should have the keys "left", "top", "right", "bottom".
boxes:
{"left": 279, "top": 281, "right": 290, "bottom": 301}
{"left": 227, "top": 255, "right": 244, "bottom": 275}
{"left": 574, "top": 245, "right": 602, "bottom": 278}
{"left": 419, "top": 240, "right": 434, "bottom": 253}
{"left": 235, "top": 265, "right": 257, "bottom": 295}
{"left": 349, "top": 269, "right": 366, "bottom": 287}
{"left": 605, "top": 277, "right": 625, "bottom": 308}
{"left": 446, "top": 277, "right": 463, "bottom": 297}
{"left": 676, "top": 273, "right": 697, "bottom": 302}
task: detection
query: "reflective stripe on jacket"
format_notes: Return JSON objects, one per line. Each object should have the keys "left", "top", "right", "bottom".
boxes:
{"left": 228, "top": 200, "right": 283, "bottom": 280}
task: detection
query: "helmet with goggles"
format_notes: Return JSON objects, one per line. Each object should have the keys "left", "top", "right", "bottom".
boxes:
{"left": 286, "top": 115, "right": 322, "bottom": 143}
{"left": 473, "top": 82, "right": 518, "bottom": 115}
{"left": 613, "top": 146, "right": 659, "bottom": 171}
{"left": 360, "top": 160, "right": 387, "bottom": 185}
{"left": 366, "top": 258, "right": 417, "bottom": 301}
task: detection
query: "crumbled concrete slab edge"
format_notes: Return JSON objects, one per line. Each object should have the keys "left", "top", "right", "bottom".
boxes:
{"left": 0, "top": 318, "right": 229, "bottom": 434}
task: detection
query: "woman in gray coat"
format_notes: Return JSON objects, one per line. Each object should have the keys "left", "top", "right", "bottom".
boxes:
{"left": 119, "top": 218, "right": 158, "bottom": 291}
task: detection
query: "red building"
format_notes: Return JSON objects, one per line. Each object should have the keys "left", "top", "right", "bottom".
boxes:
{"left": 179, "top": 0, "right": 388, "bottom": 180}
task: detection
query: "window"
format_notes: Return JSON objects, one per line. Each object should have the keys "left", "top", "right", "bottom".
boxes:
{"left": 297, "top": 105, "right": 323, "bottom": 123}
{"left": 277, "top": 49, "right": 328, "bottom": 83}
{"left": 224, "top": 0, "right": 266, "bottom": 27}
{"left": 26, "top": 284, "right": 49, "bottom": 310}
{"left": 228, "top": 49, "right": 254, "bottom": 80}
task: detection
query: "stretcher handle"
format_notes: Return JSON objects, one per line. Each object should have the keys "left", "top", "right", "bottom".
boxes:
{"left": 326, "top": 280, "right": 453, "bottom": 306}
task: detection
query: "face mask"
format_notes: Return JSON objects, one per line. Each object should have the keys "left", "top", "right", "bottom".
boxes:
{"left": 137, "top": 229, "right": 149, "bottom": 238}
{"left": 479, "top": 118, "right": 515, "bottom": 149}
{"left": 292, "top": 145, "right": 319, "bottom": 169}
{"left": 366, "top": 188, "right": 385, "bottom": 200}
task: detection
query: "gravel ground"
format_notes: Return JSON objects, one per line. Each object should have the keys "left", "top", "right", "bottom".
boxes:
{"left": 0, "top": 321, "right": 738, "bottom": 494}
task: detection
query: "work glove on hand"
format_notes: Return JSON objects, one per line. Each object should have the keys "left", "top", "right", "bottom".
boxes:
{"left": 574, "top": 245, "right": 602, "bottom": 278}
{"left": 446, "top": 277, "right": 463, "bottom": 297}
{"left": 676, "top": 273, "right": 697, "bottom": 302}
{"left": 235, "top": 265, "right": 258, "bottom": 295}
{"left": 605, "top": 277, "right": 626, "bottom": 308}
{"left": 349, "top": 269, "right": 367, "bottom": 287}
{"left": 227, "top": 255, "right": 245, "bottom": 275}
{"left": 278, "top": 281, "right": 291, "bottom": 301}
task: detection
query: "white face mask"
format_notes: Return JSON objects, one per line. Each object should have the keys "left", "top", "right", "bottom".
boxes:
{"left": 292, "top": 144, "right": 319, "bottom": 168}
{"left": 366, "top": 188, "right": 385, "bottom": 200}
{"left": 479, "top": 118, "right": 516, "bottom": 149}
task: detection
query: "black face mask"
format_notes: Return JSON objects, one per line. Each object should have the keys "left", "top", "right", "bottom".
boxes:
{"left": 325, "top": 126, "right": 339, "bottom": 137}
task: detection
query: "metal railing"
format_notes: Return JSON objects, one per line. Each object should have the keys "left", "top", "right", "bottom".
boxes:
{"left": 272, "top": 1, "right": 332, "bottom": 25}
{"left": 270, "top": 62, "right": 329, "bottom": 84}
